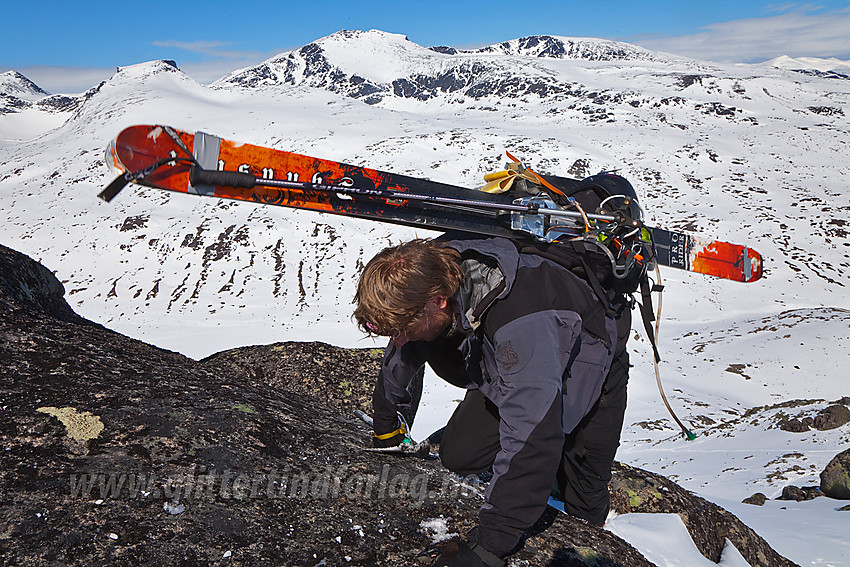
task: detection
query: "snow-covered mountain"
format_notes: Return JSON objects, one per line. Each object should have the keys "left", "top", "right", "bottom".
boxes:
{"left": 215, "top": 31, "right": 669, "bottom": 102}
{"left": 1, "top": 29, "right": 848, "bottom": 565}
{"left": 0, "top": 70, "right": 50, "bottom": 100}
{"left": 0, "top": 69, "right": 93, "bottom": 139}
{"left": 764, "top": 54, "right": 850, "bottom": 77}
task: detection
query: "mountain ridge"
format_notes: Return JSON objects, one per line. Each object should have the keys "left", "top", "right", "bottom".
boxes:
{"left": 213, "top": 31, "right": 684, "bottom": 104}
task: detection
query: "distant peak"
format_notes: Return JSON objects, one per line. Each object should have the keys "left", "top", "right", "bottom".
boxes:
{"left": 116, "top": 59, "right": 183, "bottom": 74}
{"left": 763, "top": 54, "right": 850, "bottom": 73}
{"left": 0, "top": 69, "right": 50, "bottom": 98}
{"left": 105, "top": 59, "right": 198, "bottom": 88}
{"left": 322, "top": 29, "right": 411, "bottom": 42}
{"left": 474, "top": 35, "right": 660, "bottom": 62}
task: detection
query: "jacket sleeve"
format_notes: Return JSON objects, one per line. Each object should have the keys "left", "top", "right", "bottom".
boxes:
{"left": 474, "top": 309, "right": 582, "bottom": 557}
{"left": 371, "top": 342, "right": 426, "bottom": 436}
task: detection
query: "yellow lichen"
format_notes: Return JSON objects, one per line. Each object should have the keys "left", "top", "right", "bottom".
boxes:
{"left": 576, "top": 547, "right": 599, "bottom": 564}
{"left": 37, "top": 406, "right": 104, "bottom": 441}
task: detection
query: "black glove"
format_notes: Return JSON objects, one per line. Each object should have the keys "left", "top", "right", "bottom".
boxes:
{"left": 432, "top": 540, "right": 505, "bottom": 567}
{"left": 372, "top": 412, "right": 411, "bottom": 448}
{"left": 372, "top": 428, "right": 407, "bottom": 448}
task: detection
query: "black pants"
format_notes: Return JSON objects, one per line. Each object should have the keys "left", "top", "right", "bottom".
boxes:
{"left": 439, "top": 351, "right": 629, "bottom": 526}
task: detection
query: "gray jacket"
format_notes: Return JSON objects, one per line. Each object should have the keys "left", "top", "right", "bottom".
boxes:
{"left": 374, "top": 235, "right": 621, "bottom": 554}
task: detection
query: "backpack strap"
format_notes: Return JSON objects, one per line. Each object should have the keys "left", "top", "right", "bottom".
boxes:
{"left": 571, "top": 241, "right": 617, "bottom": 318}
{"left": 469, "top": 279, "right": 506, "bottom": 322}
{"left": 638, "top": 274, "right": 663, "bottom": 362}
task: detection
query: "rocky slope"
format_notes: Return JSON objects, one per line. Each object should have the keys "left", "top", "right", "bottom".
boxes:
{"left": 0, "top": 244, "right": 806, "bottom": 565}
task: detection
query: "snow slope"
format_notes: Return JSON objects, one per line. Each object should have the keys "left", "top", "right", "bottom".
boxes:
{"left": 1, "top": 30, "right": 849, "bottom": 565}
{"left": 764, "top": 55, "right": 850, "bottom": 74}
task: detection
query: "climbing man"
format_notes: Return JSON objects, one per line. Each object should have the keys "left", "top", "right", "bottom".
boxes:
{"left": 353, "top": 231, "right": 633, "bottom": 566}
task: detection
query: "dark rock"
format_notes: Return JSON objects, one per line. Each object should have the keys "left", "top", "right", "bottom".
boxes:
{"left": 821, "top": 449, "right": 850, "bottom": 499}
{"left": 1, "top": 92, "right": 30, "bottom": 114}
{"left": 802, "top": 486, "right": 823, "bottom": 500}
{"left": 792, "top": 69, "right": 850, "bottom": 80}
{"left": 813, "top": 404, "right": 850, "bottom": 431}
{"left": 0, "top": 243, "right": 88, "bottom": 324}
{"left": 779, "top": 417, "right": 810, "bottom": 432}
{"left": 610, "top": 463, "right": 798, "bottom": 566}
{"left": 201, "top": 341, "right": 382, "bottom": 415}
{"left": 778, "top": 485, "right": 822, "bottom": 501}
{"left": 808, "top": 105, "right": 845, "bottom": 117}
{"left": 35, "top": 94, "right": 82, "bottom": 113}
{"left": 429, "top": 46, "right": 458, "bottom": 55}
{"left": 742, "top": 492, "right": 767, "bottom": 506}
{"left": 676, "top": 74, "right": 712, "bottom": 89}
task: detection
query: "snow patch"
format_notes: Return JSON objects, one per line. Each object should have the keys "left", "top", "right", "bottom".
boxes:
{"left": 419, "top": 516, "right": 457, "bottom": 543}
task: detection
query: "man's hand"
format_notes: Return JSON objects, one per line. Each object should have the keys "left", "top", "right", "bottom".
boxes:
{"left": 372, "top": 412, "right": 412, "bottom": 448}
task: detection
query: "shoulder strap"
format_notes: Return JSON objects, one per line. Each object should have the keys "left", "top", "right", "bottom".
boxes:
{"left": 469, "top": 279, "right": 506, "bottom": 322}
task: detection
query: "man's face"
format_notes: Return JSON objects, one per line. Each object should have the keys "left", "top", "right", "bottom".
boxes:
{"left": 391, "top": 295, "right": 452, "bottom": 348}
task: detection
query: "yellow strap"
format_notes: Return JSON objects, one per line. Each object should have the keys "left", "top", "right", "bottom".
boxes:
{"left": 373, "top": 426, "right": 405, "bottom": 440}
{"left": 483, "top": 170, "right": 513, "bottom": 182}
{"left": 498, "top": 151, "right": 593, "bottom": 231}
{"left": 481, "top": 170, "right": 517, "bottom": 193}
{"left": 480, "top": 164, "right": 542, "bottom": 194}
{"left": 504, "top": 150, "right": 568, "bottom": 198}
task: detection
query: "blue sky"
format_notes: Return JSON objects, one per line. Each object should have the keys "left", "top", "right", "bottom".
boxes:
{"left": 3, "top": 1, "right": 849, "bottom": 93}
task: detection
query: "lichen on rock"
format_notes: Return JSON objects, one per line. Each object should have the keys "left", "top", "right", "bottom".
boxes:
{"left": 36, "top": 406, "right": 104, "bottom": 441}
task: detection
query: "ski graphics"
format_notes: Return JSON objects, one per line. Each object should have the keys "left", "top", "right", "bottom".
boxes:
{"left": 104, "top": 124, "right": 518, "bottom": 237}
{"left": 650, "top": 227, "right": 762, "bottom": 284}
{"left": 103, "top": 124, "right": 763, "bottom": 283}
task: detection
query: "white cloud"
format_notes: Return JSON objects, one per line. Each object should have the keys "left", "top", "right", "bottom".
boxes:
{"left": 151, "top": 40, "right": 262, "bottom": 61}
{"left": 178, "top": 59, "right": 269, "bottom": 85}
{"left": 3, "top": 66, "right": 115, "bottom": 95}
{"left": 631, "top": 7, "right": 850, "bottom": 63}
{"left": 147, "top": 40, "right": 296, "bottom": 84}
{"left": 3, "top": 45, "right": 286, "bottom": 93}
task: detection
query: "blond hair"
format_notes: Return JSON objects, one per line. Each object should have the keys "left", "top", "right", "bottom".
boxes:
{"left": 353, "top": 239, "right": 463, "bottom": 337}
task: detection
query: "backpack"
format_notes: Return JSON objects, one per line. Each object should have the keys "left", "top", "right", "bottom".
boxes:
{"left": 502, "top": 171, "right": 663, "bottom": 362}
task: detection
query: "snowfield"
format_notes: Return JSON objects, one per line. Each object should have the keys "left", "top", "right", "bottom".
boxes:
{"left": 1, "top": 30, "right": 849, "bottom": 566}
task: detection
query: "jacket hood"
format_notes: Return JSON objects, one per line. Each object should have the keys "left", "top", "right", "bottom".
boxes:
{"left": 439, "top": 234, "right": 521, "bottom": 297}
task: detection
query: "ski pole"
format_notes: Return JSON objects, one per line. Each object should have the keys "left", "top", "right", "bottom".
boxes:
{"left": 188, "top": 167, "right": 623, "bottom": 225}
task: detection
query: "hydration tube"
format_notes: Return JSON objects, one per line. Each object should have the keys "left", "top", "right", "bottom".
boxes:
{"left": 649, "top": 264, "right": 696, "bottom": 440}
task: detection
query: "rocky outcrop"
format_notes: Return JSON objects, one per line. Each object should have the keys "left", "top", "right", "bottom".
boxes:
{"left": 0, "top": 243, "right": 648, "bottom": 565}
{"left": 821, "top": 449, "right": 850, "bottom": 500}
{"left": 778, "top": 400, "right": 850, "bottom": 432}
{"left": 0, "top": 243, "right": 798, "bottom": 566}
{"left": 814, "top": 404, "right": 850, "bottom": 431}
{"left": 0, "top": 243, "right": 86, "bottom": 323}
{"left": 609, "top": 463, "right": 798, "bottom": 567}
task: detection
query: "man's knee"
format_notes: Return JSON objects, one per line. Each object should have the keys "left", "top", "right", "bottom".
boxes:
{"left": 438, "top": 436, "right": 467, "bottom": 474}
{"left": 439, "top": 433, "right": 494, "bottom": 475}
{"left": 438, "top": 389, "right": 501, "bottom": 475}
